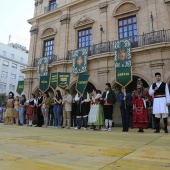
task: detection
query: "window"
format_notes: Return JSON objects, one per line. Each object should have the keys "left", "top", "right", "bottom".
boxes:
{"left": 9, "top": 84, "right": 15, "bottom": 91}
{"left": 20, "top": 66, "right": 25, "bottom": 70}
{"left": 11, "top": 54, "right": 15, "bottom": 60}
{"left": 2, "top": 51, "right": 6, "bottom": 57}
{"left": 20, "top": 57, "right": 23, "bottom": 62}
{"left": 78, "top": 28, "right": 92, "bottom": 52}
{"left": 0, "top": 83, "right": 6, "bottom": 90}
{"left": 118, "top": 16, "right": 138, "bottom": 42}
{"left": 12, "top": 63, "right": 17, "bottom": 68}
{"left": 19, "top": 76, "right": 24, "bottom": 81}
{"left": 1, "top": 72, "right": 7, "bottom": 78}
{"left": 11, "top": 74, "right": 16, "bottom": 79}
{"left": 49, "top": 0, "right": 56, "bottom": 11}
{"left": 3, "top": 61, "right": 9, "bottom": 66}
{"left": 43, "top": 39, "right": 54, "bottom": 57}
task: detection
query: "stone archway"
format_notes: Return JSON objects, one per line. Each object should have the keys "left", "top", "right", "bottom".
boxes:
{"left": 69, "top": 81, "right": 96, "bottom": 97}
{"left": 112, "top": 75, "right": 150, "bottom": 126}
{"left": 113, "top": 75, "right": 149, "bottom": 94}
{"left": 33, "top": 87, "right": 54, "bottom": 98}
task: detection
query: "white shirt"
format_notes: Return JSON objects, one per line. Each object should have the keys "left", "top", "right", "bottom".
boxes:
{"left": 149, "top": 81, "right": 170, "bottom": 103}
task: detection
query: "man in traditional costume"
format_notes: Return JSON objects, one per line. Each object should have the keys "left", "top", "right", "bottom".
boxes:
{"left": 101, "top": 83, "right": 117, "bottom": 131}
{"left": 118, "top": 87, "right": 132, "bottom": 132}
{"left": 132, "top": 78, "right": 151, "bottom": 132}
{"left": 149, "top": 72, "right": 170, "bottom": 133}
{"left": 74, "top": 93, "right": 90, "bottom": 130}
{"left": 36, "top": 91, "right": 44, "bottom": 127}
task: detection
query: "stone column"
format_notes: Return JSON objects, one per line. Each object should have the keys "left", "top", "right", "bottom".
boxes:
{"left": 58, "top": 11, "right": 70, "bottom": 60}
{"left": 99, "top": 1, "right": 108, "bottom": 42}
{"left": 23, "top": 23, "right": 38, "bottom": 98}
{"left": 24, "top": 78, "right": 33, "bottom": 99}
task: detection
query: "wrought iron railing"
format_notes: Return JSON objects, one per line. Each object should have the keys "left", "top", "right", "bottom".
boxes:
{"left": 44, "top": 4, "right": 57, "bottom": 13}
{"left": 67, "top": 29, "right": 170, "bottom": 60}
{"left": 33, "top": 55, "right": 57, "bottom": 67}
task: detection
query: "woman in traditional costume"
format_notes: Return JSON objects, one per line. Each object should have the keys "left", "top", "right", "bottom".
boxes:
{"left": 18, "top": 95, "right": 26, "bottom": 126}
{"left": 4, "top": 92, "right": 16, "bottom": 125}
{"left": 14, "top": 96, "right": 20, "bottom": 125}
{"left": 26, "top": 94, "right": 37, "bottom": 126}
{"left": 132, "top": 78, "right": 152, "bottom": 132}
{"left": 88, "top": 89, "right": 104, "bottom": 130}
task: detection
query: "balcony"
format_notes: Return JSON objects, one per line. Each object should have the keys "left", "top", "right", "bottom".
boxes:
{"left": 67, "top": 29, "right": 170, "bottom": 60}
{"left": 44, "top": 4, "right": 57, "bottom": 13}
{"left": 33, "top": 55, "right": 57, "bottom": 67}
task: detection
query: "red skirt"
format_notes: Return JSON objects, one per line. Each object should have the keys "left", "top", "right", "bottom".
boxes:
{"left": 26, "top": 105, "right": 34, "bottom": 120}
{"left": 132, "top": 98, "right": 148, "bottom": 129}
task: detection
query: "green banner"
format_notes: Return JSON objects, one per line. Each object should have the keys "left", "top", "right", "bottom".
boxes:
{"left": 115, "top": 67, "right": 132, "bottom": 87}
{"left": 37, "top": 57, "right": 48, "bottom": 76}
{"left": 76, "top": 74, "right": 90, "bottom": 94}
{"left": 39, "top": 76, "right": 50, "bottom": 92}
{"left": 72, "top": 48, "right": 88, "bottom": 74}
{"left": 16, "top": 81, "right": 24, "bottom": 95}
{"left": 50, "top": 72, "right": 57, "bottom": 91}
{"left": 114, "top": 39, "right": 131, "bottom": 68}
{"left": 58, "top": 72, "right": 70, "bottom": 89}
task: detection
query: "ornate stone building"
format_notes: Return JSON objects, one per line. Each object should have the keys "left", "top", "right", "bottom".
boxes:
{"left": 23, "top": 0, "right": 170, "bottom": 124}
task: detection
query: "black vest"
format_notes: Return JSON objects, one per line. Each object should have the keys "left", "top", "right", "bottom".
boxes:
{"left": 37, "top": 96, "right": 43, "bottom": 105}
{"left": 152, "top": 82, "right": 166, "bottom": 96}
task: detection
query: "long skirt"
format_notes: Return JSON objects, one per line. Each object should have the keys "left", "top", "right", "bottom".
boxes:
{"left": 26, "top": 106, "right": 34, "bottom": 121}
{"left": 132, "top": 98, "right": 148, "bottom": 129}
{"left": 4, "top": 108, "right": 16, "bottom": 118}
{"left": 88, "top": 104, "right": 104, "bottom": 126}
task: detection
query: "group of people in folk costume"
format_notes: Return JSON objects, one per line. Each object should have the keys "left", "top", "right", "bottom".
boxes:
{"left": 3, "top": 72, "right": 170, "bottom": 133}
{"left": 118, "top": 72, "right": 169, "bottom": 133}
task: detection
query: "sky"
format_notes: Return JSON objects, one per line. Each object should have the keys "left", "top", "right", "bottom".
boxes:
{"left": 0, "top": 0, "right": 35, "bottom": 50}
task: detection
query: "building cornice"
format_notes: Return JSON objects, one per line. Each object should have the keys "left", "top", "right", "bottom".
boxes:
{"left": 164, "top": 0, "right": 170, "bottom": 3}
{"left": 0, "top": 55, "right": 28, "bottom": 66}
{"left": 28, "top": 0, "right": 93, "bottom": 24}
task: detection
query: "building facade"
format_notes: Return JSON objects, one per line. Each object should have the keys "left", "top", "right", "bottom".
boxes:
{"left": 0, "top": 42, "right": 28, "bottom": 96}
{"left": 24, "top": 0, "right": 170, "bottom": 124}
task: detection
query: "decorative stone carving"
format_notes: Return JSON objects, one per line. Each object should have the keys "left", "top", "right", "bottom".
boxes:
{"left": 74, "top": 15, "right": 95, "bottom": 28}
{"left": 117, "top": 3, "right": 136, "bottom": 13}
{"left": 150, "top": 63, "right": 164, "bottom": 68}
{"left": 113, "top": 2, "right": 140, "bottom": 17}
{"left": 99, "top": 2, "right": 108, "bottom": 13}
{"left": 60, "top": 14, "right": 70, "bottom": 25}
{"left": 42, "top": 28, "right": 55, "bottom": 36}
{"left": 30, "top": 26, "right": 38, "bottom": 35}
{"left": 34, "top": 0, "right": 38, "bottom": 6}
{"left": 38, "top": 0, "right": 43, "bottom": 4}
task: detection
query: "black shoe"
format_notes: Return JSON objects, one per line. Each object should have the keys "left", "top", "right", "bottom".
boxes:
{"left": 18, "top": 124, "right": 23, "bottom": 126}
{"left": 138, "top": 129, "right": 144, "bottom": 133}
{"left": 165, "top": 129, "right": 169, "bottom": 133}
{"left": 154, "top": 130, "right": 160, "bottom": 133}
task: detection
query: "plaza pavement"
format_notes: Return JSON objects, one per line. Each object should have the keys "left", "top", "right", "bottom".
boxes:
{"left": 0, "top": 124, "right": 170, "bottom": 170}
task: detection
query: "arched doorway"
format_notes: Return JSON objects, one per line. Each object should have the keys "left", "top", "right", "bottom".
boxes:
{"left": 113, "top": 75, "right": 149, "bottom": 94}
{"left": 33, "top": 87, "right": 54, "bottom": 98}
{"left": 69, "top": 81, "right": 96, "bottom": 97}
{"left": 112, "top": 76, "right": 150, "bottom": 126}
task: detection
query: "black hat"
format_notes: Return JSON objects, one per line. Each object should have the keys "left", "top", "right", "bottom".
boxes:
{"left": 155, "top": 72, "right": 161, "bottom": 76}
{"left": 105, "top": 83, "right": 111, "bottom": 88}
